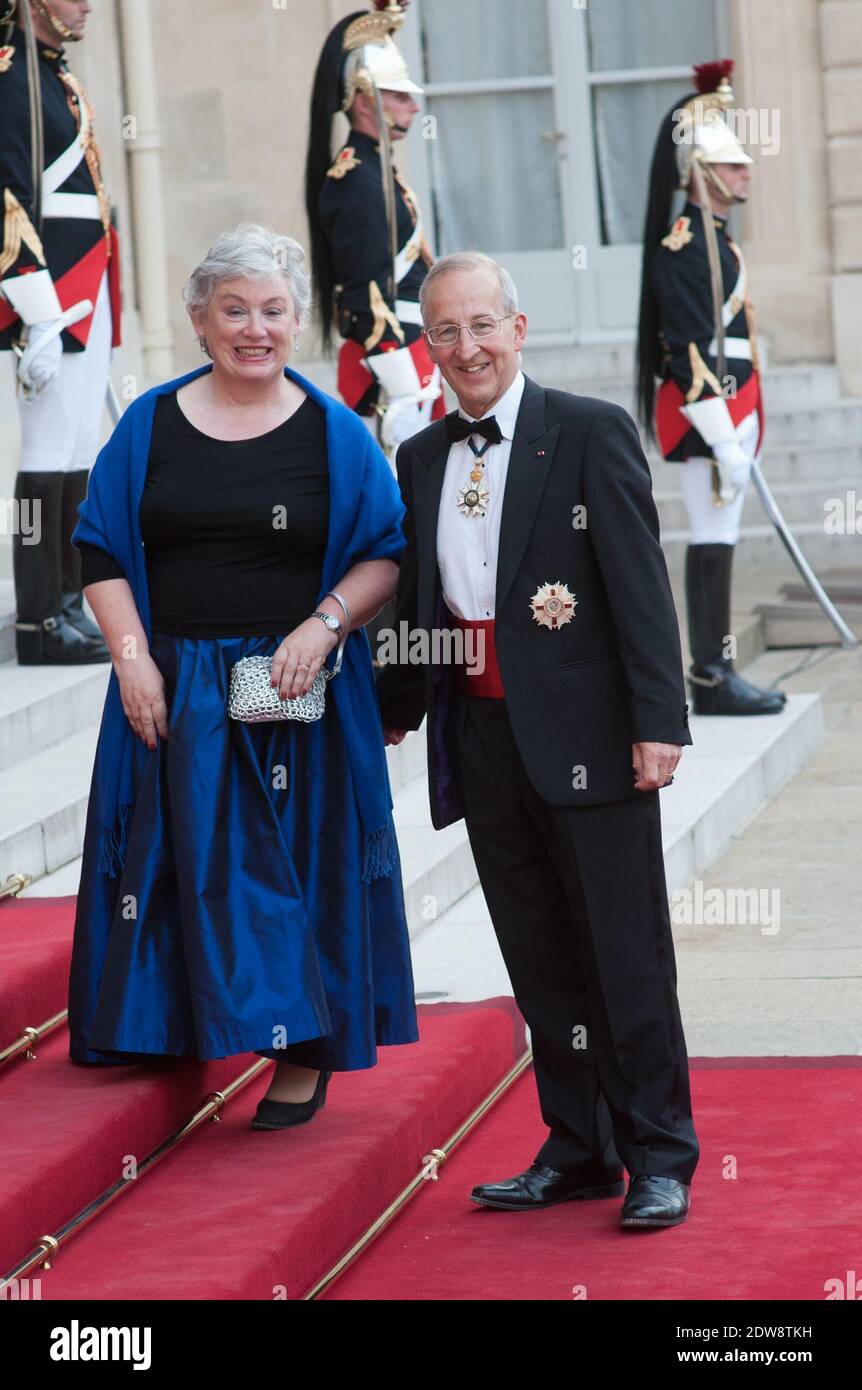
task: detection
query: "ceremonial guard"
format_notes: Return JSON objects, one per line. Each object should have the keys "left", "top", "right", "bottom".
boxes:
{"left": 305, "top": 0, "right": 444, "bottom": 459}
{"left": 636, "top": 60, "right": 785, "bottom": 714}
{"left": 0, "top": 0, "right": 119, "bottom": 664}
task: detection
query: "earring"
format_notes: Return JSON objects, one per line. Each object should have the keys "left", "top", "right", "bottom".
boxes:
{"left": 199, "top": 335, "right": 210, "bottom": 357}
{"left": 294, "top": 335, "right": 300, "bottom": 352}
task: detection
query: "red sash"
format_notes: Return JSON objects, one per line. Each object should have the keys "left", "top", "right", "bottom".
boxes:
{"left": 451, "top": 615, "right": 505, "bottom": 699}
{"left": 0, "top": 227, "right": 121, "bottom": 347}
{"left": 337, "top": 334, "right": 445, "bottom": 418}
{"left": 655, "top": 368, "right": 764, "bottom": 459}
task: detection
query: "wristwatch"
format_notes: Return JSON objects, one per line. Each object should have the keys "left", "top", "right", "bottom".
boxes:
{"left": 312, "top": 609, "right": 342, "bottom": 637}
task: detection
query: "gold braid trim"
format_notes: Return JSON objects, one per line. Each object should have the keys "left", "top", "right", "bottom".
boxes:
{"left": 686, "top": 341, "right": 723, "bottom": 404}
{"left": 394, "top": 172, "right": 434, "bottom": 269}
{"left": 365, "top": 279, "right": 404, "bottom": 351}
{"left": 742, "top": 294, "right": 760, "bottom": 373}
{"left": 56, "top": 67, "right": 112, "bottom": 253}
{"left": 0, "top": 188, "right": 47, "bottom": 277}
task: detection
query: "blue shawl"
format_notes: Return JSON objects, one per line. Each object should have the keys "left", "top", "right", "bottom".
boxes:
{"left": 72, "top": 363, "right": 406, "bottom": 883}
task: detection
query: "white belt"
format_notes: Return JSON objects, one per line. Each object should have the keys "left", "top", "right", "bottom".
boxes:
{"left": 42, "top": 191, "right": 101, "bottom": 220}
{"left": 395, "top": 299, "right": 423, "bottom": 327}
{"left": 394, "top": 221, "right": 423, "bottom": 285}
{"left": 43, "top": 132, "right": 87, "bottom": 197}
{"left": 708, "top": 336, "right": 752, "bottom": 361}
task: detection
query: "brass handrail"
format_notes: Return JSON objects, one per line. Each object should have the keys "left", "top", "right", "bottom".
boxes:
{"left": 0, "top": 1009, "right": 68, "bottom": 1067}
{"left": 303, "top": 1048, "right": 533, "bottom": 1300}
{"left": 0, "top": 873, "right": 31, "bottom": 902}
{"left": 0, "top": 1057, "right": 272, "bottom": 1288}
{"left": 1, "top": 1046, "right": 534, "bottom": 1296}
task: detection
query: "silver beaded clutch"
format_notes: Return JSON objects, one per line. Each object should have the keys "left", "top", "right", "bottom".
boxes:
{"left": 228, "top": 638, "right": 345, "bottom": 724}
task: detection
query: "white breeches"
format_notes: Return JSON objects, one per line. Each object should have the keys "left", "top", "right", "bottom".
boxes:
{"left": 680, "top": 409, "right": 759, "bottom": 545}
{"left": 15, "top": 270, "right": 112, "bottom": 474}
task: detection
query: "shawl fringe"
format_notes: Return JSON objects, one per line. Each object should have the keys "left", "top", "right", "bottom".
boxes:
{"left": 97, "top": 802, "right": 135, "bottom": 879}
{"left": 361, "top": 821, "right": 398, "bottom": 883}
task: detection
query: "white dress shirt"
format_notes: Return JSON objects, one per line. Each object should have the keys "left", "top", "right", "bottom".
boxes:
{"left": 436, "top": 369, "right": 525, "bottom": 621}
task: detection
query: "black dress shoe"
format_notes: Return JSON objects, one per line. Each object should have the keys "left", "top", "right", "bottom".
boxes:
{"left": 471, "top": 1162, "right": 625, "bottom": 1211}
{"left": 689, "top": 664, "right": 786, "bottom": 715}
{"left": 250, "top": 1069, "right": 331, "bottom": 1130}
{"left": 16, "top": 613, "right": 111, "bottom": 665}
{"left": 620, "top": 1175, "right": 690, "bottom": 1228}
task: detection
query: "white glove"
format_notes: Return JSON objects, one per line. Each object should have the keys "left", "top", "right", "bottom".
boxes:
{"left": 380, "top": 396, "right": 425, "bottom": 453}
{"left": 17, "top": 319, "right": 63, "bottom": 395}
{"left": 711, "top": 437, "right": 753, "bottom": 504}
{"left": 711, "top": 439, "right": 750, "bottom": 505}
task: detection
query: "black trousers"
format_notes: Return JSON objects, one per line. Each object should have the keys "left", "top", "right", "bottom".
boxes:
{"left": 454, "top": 693, "right": 700, "bottom": 1184}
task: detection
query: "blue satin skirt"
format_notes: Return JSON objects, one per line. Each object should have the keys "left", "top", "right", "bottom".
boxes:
{"left": 79, "top": 632, "right": 419, "bottom": 1068}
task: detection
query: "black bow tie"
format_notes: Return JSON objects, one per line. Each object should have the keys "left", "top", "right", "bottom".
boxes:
{"left": 444, "top": 412, "right": 503, "bottom": 445}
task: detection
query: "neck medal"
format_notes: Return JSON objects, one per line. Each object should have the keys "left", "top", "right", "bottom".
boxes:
{"left": 456, "top": 437, "right": 492, "bottom": 517}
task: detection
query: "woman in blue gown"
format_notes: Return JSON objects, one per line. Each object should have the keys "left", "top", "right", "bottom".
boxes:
{"left": 68, "top": 224, "right": 419, "bottom": 1126}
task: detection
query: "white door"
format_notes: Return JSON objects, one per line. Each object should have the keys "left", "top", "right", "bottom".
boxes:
{"left": 400, "top": 0, "right": 728, "bottom": 343}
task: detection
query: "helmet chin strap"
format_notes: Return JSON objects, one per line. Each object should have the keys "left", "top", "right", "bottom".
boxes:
{"left": 381, "top": 106, "right": 409, "bottom": 136}
{"left": 701, "top": 161, "right": 743, "bottom": 205}
{"left": 31, "top": 0, "right": 81, "bottom": 42}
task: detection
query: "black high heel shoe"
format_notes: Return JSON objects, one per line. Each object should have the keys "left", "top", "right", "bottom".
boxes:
{"left": 250, "top": 1069, "right": 331, "bottom": 1130}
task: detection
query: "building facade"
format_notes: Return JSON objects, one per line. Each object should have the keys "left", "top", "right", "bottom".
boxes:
{"left": 1, "top": 0, "right": 860, "bottom": 586}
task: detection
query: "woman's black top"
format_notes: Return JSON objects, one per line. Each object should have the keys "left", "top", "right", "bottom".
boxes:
{"left": 78, "top": 391, "right": 330, "bottom": 637}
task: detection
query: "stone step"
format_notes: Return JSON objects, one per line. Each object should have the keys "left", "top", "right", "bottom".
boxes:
{"left": 564, "top": 389, "right": 862, "bottom": 446}
{"left": 304, "top": 347, "right": 843, "bottom": 406}
{"left": 661, "top": 521, "right": 858, "bottom": 574}
{"left": 522, "top": 349, "right": 842, "bottom": 403}
{"left": 759, "top": 398, "right": 862, "bottom": 445}
{"left": 0, "top": 723, "right": 99, "bottom": 884}
{"left": 653, "top": 475, "right": 861, "bottom": 534}
{"left": 753, "top": 598, "right": 862, "bottom": 649}
{"left": 649, "top": 440, "right": 862, "bottom": 485}
{"left": 0, "top": 659, "right": 109, "bottom": 772}
{"left": 411, "top": 687, "right": 826, "bottom": 1003}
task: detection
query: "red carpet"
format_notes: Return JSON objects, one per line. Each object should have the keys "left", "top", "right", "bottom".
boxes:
{"left": 0, "top": 895, "right": 76, "bottom": 1044}
{"left": 3, "top": 896, "right": 857, "bottom": 1301}
{"left": 0, "top": 1026, "right": 257, "bottom": 1271}
{"left": 322, "top": 1057, "right": 862, "bottom": 1301}
{"left": 0, "top": 1000, "right": 525, "bottom": 1298}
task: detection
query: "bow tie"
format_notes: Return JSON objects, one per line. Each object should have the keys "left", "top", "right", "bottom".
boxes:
{"left": 444, "top": 412, "right": 503, "bottom": 445}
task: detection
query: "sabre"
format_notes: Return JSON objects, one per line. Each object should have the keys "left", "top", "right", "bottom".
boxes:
{"left": 750, "top": 456, "right": 858, "bottom": 649}
{"left": 105, "top": 376, "right": 122, "bottom": 425}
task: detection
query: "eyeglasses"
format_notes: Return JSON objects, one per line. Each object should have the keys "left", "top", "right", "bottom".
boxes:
{"left": 424, "top": 314, "right": 515, "bottom": 347}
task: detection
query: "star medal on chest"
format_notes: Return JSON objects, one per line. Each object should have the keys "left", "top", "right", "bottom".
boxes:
{"left": 530, "top": 580, "right": 577, "bottom": 629}
{"left": 456, "top": 436, "right": 493, "bottom": 518}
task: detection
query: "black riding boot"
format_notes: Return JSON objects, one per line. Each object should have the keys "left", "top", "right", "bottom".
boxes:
{"left": 684, "top": 542, "right": 786, "bottom": 715}
{"left": 13, "top": 471, "right": 110, "bottom": 666}
{"left": 60, "top": 468, "right": 110, "bottom": 651}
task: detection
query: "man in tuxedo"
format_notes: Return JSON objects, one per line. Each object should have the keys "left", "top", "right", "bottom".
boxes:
{"left": 376, "top": 252, "right": 699, "bottom": 1229}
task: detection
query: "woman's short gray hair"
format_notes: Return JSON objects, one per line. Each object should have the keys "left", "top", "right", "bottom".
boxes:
{"left": 419, "top": 251, "right": 519, "bottom": 322}
{"left": 182, "top": 223, "right": 312, "bottom": 328}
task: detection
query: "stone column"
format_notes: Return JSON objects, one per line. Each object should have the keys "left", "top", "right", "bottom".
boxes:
{"left": 820, "top": 0, "right": 862, "bottom": 395}
{"left": 731, "top": 0, "right": 834, "bottom": 366}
